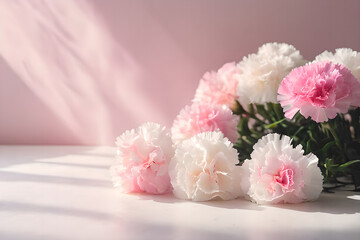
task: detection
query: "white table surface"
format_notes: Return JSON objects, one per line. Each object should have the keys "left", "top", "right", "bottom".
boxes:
{"left": 0, "top": 146, "right": 359, "bottom": 240}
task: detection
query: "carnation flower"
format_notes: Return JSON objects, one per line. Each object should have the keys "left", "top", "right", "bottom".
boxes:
{"left": 237, "top": 42, "right": 306, "bottom": 104}
{"left": 315, "top": 48, "right": 360, "bottom": 82}
{"left": 169, "top": 131, "right": 242, "bottom": 201}
{"left": 278, "top": 61, "right": 360, "bottom": 122}
{"left": 193, "top": 62, "right": 241, "bottom": 110}
{"left": 240, "top": 133, "right": 323, "bottom": 204}
{"left": 110, "top": 122, "right": 174, "bottom": 194}
{"left": 171, "top": 103, "right": 239, "bottom": 145}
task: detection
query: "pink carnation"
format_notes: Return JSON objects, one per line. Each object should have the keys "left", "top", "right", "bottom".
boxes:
{"left": 193, "top": 62, "right": 241, "bottom": 110}
{"left": 171, "top": 103, "right": 239, "bottom": 144}
{"left": 278, "top": 61, "right": 360, "bottom": 122}
{"left": 240, "top": 133, "right": 323, "bottom": 204}
{"left": 110, "top": 122, "right": 174, "bottom": 194}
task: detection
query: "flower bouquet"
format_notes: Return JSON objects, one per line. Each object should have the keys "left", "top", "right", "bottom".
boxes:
{"left": 111, "top": 43, "right": 360, "bottom": 204}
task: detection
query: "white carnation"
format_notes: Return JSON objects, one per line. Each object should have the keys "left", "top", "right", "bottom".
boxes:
{"left": 169, "top": 131, "right": 243, "bottom": 201}
{"left": 315, "top": 48, "right": 360, "bottom": 81}
{"left": 237, "top": 42, "right": 306, "bottom": 104}
{"left": 240, "top": 133, "right": 323, "bottom": 204}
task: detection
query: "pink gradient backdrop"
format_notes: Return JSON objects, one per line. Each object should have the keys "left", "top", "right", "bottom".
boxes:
{"left": 1, "top": 0, "right": 360, "bottom": 145}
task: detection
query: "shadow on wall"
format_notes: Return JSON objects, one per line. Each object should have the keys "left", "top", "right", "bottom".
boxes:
{"left": 1, "top": 0, "right": 360, "bottom": 145}
{"left": 0, "top": 57, "right": 81, "bottom": 144}
{"left": 0, "top": 0, "right": 169, "bottom": 145}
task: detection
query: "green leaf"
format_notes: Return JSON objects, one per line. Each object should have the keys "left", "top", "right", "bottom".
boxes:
{"left": 255, "top": 104, "right": 272, "bottom": 121}
{"left": 266, "top": 103, "right": 278, "bottom": 122}
{"left": 273, "top": 103, "right": 284, "bottom": 120}
{"left": 248, "top": 104, "right": 255, "bottom": 115}
{"left": 264, "top": 118, "right": 286, "bottom": 129}
{"left": 238, "top": 117, "right": 250, "bottom": 134}
{"left": 324, "top": 158, "right": 338, "bottom": 181}
{"left": 306, "top": 140, "right": 312, "bottom": 154}
{"left": 307, "top": 129, "right": 317, "bottom": 143}
{"left": 293, "top": 126, "right": 305, "bottom": 137}
{"left": 337, "top": 160, "right": 360, "bottom": 172}
{"left": 322, "top": 141, "right": 335, "bottom": 154}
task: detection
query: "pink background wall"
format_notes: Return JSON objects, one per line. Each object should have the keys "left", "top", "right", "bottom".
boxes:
{"left": 1, "top": 0, "right": 360, "bottom": 145}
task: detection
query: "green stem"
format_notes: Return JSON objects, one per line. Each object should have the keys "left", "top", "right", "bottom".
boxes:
{"left": 264, "top": 118, "right": 286, "bottom": 129}
{"left": 273, "top": 103, "right": 284, "bottom": 120}
{"left": 241, "top": 112, "right": 266, "bottom": 125}
{"left": 323, "top": 122, "right": 347, "bottom": 162}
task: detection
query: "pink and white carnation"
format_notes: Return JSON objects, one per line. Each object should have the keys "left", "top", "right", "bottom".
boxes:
{"left": 171, "top": 103, "right": 239, "bottom": 145}
{"left": 110, "top": 122, "right": 174, "bottom": 194}
{"left": 169, "top": 131, "right": 243, "bottom": 201}
{"left": 315, "top": 48, "right": 360, "bottom": 82}
{"left": 193, "top": 62, "right": 241, "bottom": 110}
{"left": 278, "top": 61, "right": 360, "bottom": 123}
{"left": 237, "top": 42, "right": 306, "bottom": 104}
{"left": 240, "top": 133, "right": 323, "bottom": 204}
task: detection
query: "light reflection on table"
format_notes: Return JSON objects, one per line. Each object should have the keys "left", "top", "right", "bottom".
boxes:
{"left": 1, "top": 146, "right": 359, "bottom": 240}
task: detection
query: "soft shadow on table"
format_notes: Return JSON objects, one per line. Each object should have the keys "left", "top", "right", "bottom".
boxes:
{"left": 0, "top": 146, "right": 104, "bottom": 168}
{"left": 134, "top": 193, "right": 263, "bottom": 211}
{"left": 199, "top": 198, "right": 263, "bottom": 211}
{"left": 1, "top": 220, "right": 359, "bottom": 240}
{"left": 0, "top": 216, "right": 242, "bottom": 240}
{"left": 32, "top": 160, "right": 110, "bottom": 170}
{"left": 235, "top": 229, "right": 360, "bottom": 240}
{"left": 130, "top": 192, "right": 185, "bottom": 204}
{"left": 0, "top": 232, "right": 63, "bottom": 240}
{"left": 0, "top": 146, "right": 113, "bottom": 188}
{"left": 0, "top": 171, "right": 111, "bottom": 188}
{"left": 0, "top": 200, "right": 117, "bottom": 221}
{"left": 134, "top": 191, "right": 360, "bottom": 213}
{"left": 272, "top": 191, "right": 360, "bottom": 214}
